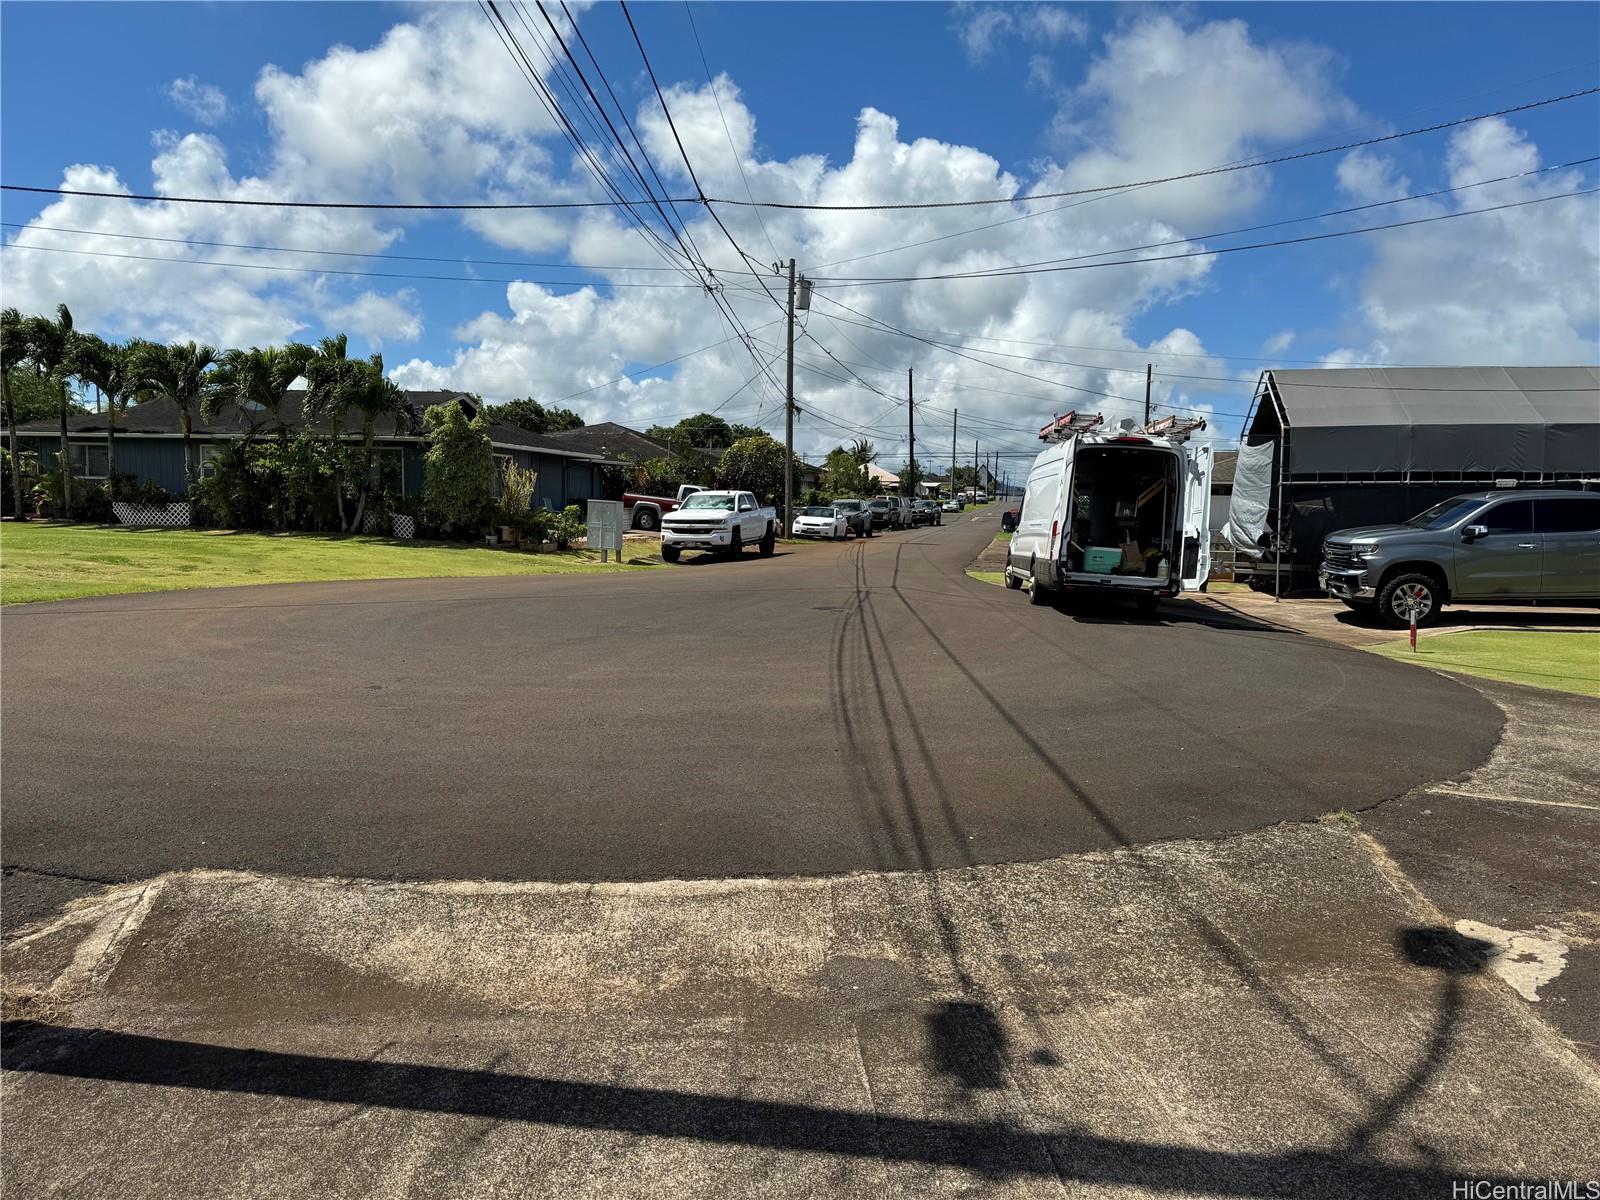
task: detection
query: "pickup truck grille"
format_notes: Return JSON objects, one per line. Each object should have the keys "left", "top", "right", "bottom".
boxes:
{"left": 1322, "top": 543, "right": 1359, "bottom": 570}
{"left": 670, "top": 522, "right": 721, "bottom": 534}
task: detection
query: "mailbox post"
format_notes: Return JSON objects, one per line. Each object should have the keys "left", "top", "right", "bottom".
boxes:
{"left": 586, "top": 499, "right": 625, "bottom": 564}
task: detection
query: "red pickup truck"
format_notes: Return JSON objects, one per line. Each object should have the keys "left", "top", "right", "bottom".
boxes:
{"left": 622, "top": 483, "right": 704, "bottom": 531}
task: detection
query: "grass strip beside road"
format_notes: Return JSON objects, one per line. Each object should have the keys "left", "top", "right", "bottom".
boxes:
{"left": 1370, "top": 629, "right": 1600, "bottom": 698}
{"left": 967, "top": 570, "right": 1007, "bottom": 587}
{"left": 0, "top": 523, "right": 661, "bottom": 605}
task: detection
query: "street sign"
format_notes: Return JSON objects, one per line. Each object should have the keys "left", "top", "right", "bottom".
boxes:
{"left": 586, "top": 499, "right": 625, "bottom": 563}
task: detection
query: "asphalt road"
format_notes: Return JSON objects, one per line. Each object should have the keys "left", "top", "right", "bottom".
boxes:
{"left": 1, "top": 510, "right": 1503, "bottom": 931}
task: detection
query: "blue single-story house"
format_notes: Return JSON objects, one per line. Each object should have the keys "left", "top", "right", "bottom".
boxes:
{"left": 6, "top": 391, "right": 670, "bottom": 513}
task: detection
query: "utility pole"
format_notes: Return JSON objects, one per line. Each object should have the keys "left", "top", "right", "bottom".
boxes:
{"left": 907, "top": 368, "right": 914, "bottom": 498}
{"left": 973, "top": 438, "right": 979, "bottom": 500}
{"left": 1144, "top": 362, "right": 1152, "bottom": 426}
{"left": 951, "top": 408, "right": 958, "bottom": 500}
{"left": 784, "top": 257, "right": 796, "bottom": 536}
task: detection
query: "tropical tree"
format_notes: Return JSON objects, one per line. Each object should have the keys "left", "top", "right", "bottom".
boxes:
{"left": 849, "top": 438, "right": 877, "bottom": 470}
{"left": 484, "top": 396, "right": 584, "bottom": 435}
{"left": 69, "top": 333, "right": 148, "bottom": 499}
{"left": 422, "top": 402, "right": 494, "bottom": 536}
{"left": 346, "top": 356, "right": 412, "bottom": 533}
{"left": 822, "top": 446, "right": 866, "bottom": 498}
{"left": 299, "top": 346, "right": 411, "bottom": 532}
{"left": 130, "top": 340, "right": 219, "bottom": 512}
{"left": 1, "top": 308, "right": 27, "bottom": 520}
{"left": 203, "top": 345, "right": 303, "bottom": 445}
{"left": 10, "top": 305, "right": 77, "bottom": 517}
{"left": 714, "top": 433, "right": 787, "bottom": 503}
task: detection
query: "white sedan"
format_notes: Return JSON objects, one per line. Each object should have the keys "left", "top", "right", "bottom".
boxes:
{"left": 791, "top": 505, "right": 850, "bottom": 540}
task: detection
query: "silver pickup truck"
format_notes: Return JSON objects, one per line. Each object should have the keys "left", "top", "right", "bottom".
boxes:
{"left": 1320, "top": 488, "right": 1600, "bottom": 627}
{"left": 659, "top": 490, "right": 777, "bottom": 562}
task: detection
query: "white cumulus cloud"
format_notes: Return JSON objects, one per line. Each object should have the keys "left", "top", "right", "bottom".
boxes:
{"left": 167, "top": 77, "right": 229, "bottom": 125}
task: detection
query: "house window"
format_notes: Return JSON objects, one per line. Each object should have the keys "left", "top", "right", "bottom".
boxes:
{"left": 67, "top": 443, "right": 110, "bottom": 479}
{"left": 198, "top": 445, "right": 225, "bottom": 478}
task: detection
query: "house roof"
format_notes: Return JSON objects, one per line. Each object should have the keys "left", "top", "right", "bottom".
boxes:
{"left": 1211, "top": 450, "right": 1238, "bottom": 488}
{"left": 537, "top": 421, "right": 670, "bottom": 462}
{"left": 10, "top": 390, "right": 473, "bottom": 440}
{"left": 866, "top": 464, "right": 899, "bottom": 485}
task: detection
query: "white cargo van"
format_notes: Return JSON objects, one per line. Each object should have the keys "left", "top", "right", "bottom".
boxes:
{"left": 1004, "top": 416, "right": 1214, "bottom": 613}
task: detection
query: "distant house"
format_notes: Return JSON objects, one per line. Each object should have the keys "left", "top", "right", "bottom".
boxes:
{"left": 1210, "top": 449, "right": 1238, "bottom": 533}
{"left": 866, "top": 464, "right": 900, "bottom": 492}
{"left": 5, "top": 392, "right": 635, "bottom": 512}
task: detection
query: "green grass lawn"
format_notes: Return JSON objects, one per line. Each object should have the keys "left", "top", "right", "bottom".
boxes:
{"left": 1371, "top": 629, "right": 1600, "bottom": 698}
{"left": 0, "top": 522, "right": 662, "bottom": 605}
{"left": 993, "top": 531, "right": 1013, "bottom": 543}
{"left": 966, "top": 570, "right": 1007, "bottom": 587}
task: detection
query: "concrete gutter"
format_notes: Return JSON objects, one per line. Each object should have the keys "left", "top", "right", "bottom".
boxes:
{"left": 6, "top": 813, "right": 1598, "bottom": 1197}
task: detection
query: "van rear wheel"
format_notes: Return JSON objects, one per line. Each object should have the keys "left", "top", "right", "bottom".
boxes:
{"left": 1028, "top": 576, "right": 1052, "bottom": 606}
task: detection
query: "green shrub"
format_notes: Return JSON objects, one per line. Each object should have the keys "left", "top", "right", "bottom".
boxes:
{"left": 423, "top": 404, "right": 495, "bottom": 538}
{"left": 549, "top": 503, "right": 585, "bottom": 549}
{"left": 497, "top": 460, "right": 537, "bottom": 523}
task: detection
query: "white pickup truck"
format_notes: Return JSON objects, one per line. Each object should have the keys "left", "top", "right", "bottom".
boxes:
{"left": 659, "top": 490, "right": 777, "bottom": 562}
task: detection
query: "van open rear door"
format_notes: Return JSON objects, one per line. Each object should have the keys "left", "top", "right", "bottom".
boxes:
{"left": 1180, "top": 442, "right": 1213, "bottom": 590}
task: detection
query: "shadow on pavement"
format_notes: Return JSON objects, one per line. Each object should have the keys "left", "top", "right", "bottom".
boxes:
{"left": 0, "top": 1018, "right": 1534, "bottom": 1196}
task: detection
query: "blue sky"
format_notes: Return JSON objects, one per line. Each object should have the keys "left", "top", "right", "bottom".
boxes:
{"left": 3, "top": 2, "right": 1597, "bottom": 462}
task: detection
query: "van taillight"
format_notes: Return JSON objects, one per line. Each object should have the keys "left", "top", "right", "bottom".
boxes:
{"left": 1051, "top": 519, "right": 1058, "bottom": 548}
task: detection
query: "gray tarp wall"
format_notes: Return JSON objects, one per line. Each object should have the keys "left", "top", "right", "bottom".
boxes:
{"left": 1222, "top": 441, "right": 1276, "bottom": 555}
{"left": 1261, "top": 366, "right": 1600, "bottom": 477}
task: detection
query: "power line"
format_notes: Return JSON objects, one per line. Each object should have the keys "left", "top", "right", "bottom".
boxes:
{"left": 812, "top": 187, "right": 1599, "bottom": 286}
{"left": 0, "top": 221, "right": 759, "bottom": 274}
{"left": 9, "top": 86, "right": 1593, "bottom": 212}
{"left": 547, "top": 319, "right": 783, "bottom": 402}
{"left": 712, "top": 87, "right": 1600, "bottom": 211}
{"left": 813, "top": 156, "right": 1598, "bottom": 281}
{"left": 0, "top": 239, "right": 710, "bottom": 287}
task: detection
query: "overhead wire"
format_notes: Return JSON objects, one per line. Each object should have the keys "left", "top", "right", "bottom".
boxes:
{"left": 9, "top": 84, "right": 1591, "bottom": 211}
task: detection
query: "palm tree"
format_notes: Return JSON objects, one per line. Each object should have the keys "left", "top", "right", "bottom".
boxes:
{"left": 13, "top": 305, "right": 76, "bottom": 518}
{"left": 300, "top": 344, "right": 410, "bottom": 532}
{"left": 345, "top": 354, "right": 413, "bottom": 533}
{"left": 849, "top": 438, "right": 877, "bottom": 494}
{"left": 130, "top": 340, "right": 219, "bottom": 516}
{"left": 69, "top": 333, "right": 143, "bottom": 500}
{"left": 1, "top": 308, "right": 28, "bottom": 520}
{"left": 204, "top": 345, "right": 301, "bottom": 445}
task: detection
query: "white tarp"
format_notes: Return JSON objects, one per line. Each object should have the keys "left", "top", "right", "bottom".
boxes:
{"left": 1222, "top": 440, "right": 1275, "bottom": 556}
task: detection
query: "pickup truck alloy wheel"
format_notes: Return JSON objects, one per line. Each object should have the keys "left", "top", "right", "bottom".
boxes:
{"left": 760, "top": 526, "right": 775, "bottom": 556}
{"left": 728, "top": 529, "right": 743, "bottom": 558}
{"left": 1378, "top": 573, "right": 1441, "bottom": 629}
{"left": 662, "top": 545, "right": 681, "bottom": 563}
{"left": 633, "top": 508, "right": 659, "bottom": 531}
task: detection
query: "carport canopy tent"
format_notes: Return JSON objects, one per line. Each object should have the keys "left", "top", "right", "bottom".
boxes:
{"left": 1248, "top": 366, "right": 1600, "bottom": 477}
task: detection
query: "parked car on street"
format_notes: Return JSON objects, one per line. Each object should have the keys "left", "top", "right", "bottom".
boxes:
{"left": 623, "top": 483, "right": 704, "bottom": 531}
{"left": 942, "top": 496, "right": 965, "bottom": 513}
{"left": 912, "top": 499, "right": 943, "bottom": 526}
{"left": 867, "top": 497, "right": 906, "bottom": 531}
{"left": 792, "top": 505, "right": 850, "bottom": 540}
{"left": 660, "top": 490, "right": 776, "bottom": 562}
{"left": 830, "top": 498, "right": 874, "bottom": 538}
{"left": 1000, "top": 506, "right": 1020, "bottom": 533}
{"left": 1319, "top": 489, "right": 1600, "bottom": 628}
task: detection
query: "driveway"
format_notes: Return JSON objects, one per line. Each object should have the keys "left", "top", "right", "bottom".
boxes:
{"left": 2, "top": 512, "right": 1502, "bottom": 932}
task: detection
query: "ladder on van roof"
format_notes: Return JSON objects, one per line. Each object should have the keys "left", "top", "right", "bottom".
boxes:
{"left": 1136, "top": 415, "right": 1208, "bottom": 442}
{"left": 1038, "top": 411, "right": 1104, "bottom": 442}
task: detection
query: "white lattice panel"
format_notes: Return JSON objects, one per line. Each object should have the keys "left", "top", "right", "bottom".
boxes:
{"left": 112, "top": 501, "right": 190, "bottom": 528}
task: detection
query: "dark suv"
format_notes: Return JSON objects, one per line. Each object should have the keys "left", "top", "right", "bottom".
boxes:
{"left": 1320, "top": 489, "right": 1600, "bottom": 627}
{"left": 912, "top": 499, "right": 943, "bottom": 526}
{"left": 830, "top": 498, "right": 874, "bottom": 538}
{"left": 867, "top": 497, "right": 904, "bottom": 530}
